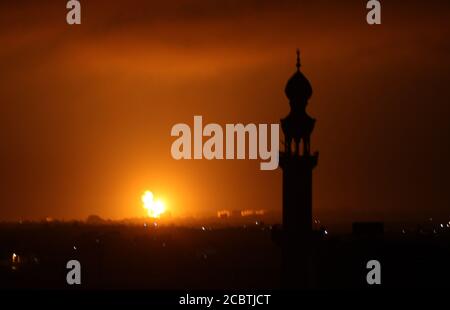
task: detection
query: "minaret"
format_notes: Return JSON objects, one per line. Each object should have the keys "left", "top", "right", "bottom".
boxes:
{"left": 279, "top": 50, "right": 318, "bottom": 288}
{"left": 280, "top": 49, "right": 318, "bottom": 238}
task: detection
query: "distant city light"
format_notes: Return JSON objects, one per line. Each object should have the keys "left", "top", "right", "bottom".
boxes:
{"left": 11, "top": 253, "right": 20, "bottom": 270}
{"left": 217, "top": 210, "right": 231, "bottom": 218}
{"left": 240, "top": 210, "right": 253, "bottom": 217}
{"left": 217, "top": 209, "right": 265, "bottom": 218}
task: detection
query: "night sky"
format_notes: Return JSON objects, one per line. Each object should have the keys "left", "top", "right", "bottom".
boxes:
{"left": 1, "top": 0, "right": 449, "bottom": 225}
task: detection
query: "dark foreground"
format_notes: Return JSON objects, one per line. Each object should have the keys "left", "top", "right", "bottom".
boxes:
{"left": 0, "top": 222, "right": 449, "bottom": 289}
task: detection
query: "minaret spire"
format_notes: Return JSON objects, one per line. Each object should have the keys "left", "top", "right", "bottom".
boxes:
{"left": 296, "top": 48, "right": 301, "bottom": 71}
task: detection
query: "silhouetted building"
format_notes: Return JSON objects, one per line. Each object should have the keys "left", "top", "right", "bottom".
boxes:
{"left": 279, "top": 50, "right": 318, "bottom": 288}
{"left": 280, "top": 51, "right": 318, "bottom": 237}
{"left": 280, "top": 50, "right": 318, "bottom": 236}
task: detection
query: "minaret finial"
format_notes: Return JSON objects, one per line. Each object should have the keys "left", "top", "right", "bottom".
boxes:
{"left": 296, "top": 49, "right": 301, "bottom": 71}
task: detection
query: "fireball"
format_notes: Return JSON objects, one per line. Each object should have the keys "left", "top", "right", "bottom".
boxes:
{"left": 141, "top": 191, "right": 166, "bottom": 218}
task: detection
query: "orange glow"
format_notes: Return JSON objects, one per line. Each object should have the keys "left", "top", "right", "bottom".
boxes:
{"left": 217, "top": 210, "right": 231, "bottom": 218}
{"left": 1, "top": 1, "right": 449, "bottom": 224}
{"left": 142, "top": 191, "right": 166, "bottom": 218}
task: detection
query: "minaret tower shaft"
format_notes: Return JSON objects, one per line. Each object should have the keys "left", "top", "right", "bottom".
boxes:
{"left": 280, "top": 50, "right": 318, "bottom": 239}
